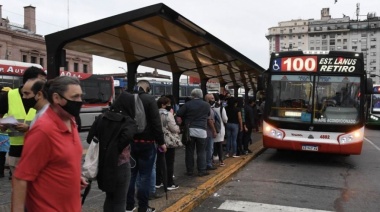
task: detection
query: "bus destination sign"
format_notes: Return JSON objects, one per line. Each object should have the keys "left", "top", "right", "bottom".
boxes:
{"left": 272, "top": 56, "right": 360, "bottom": 73}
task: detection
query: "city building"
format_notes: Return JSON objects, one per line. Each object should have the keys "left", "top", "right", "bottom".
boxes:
{"left": 0, "top": 5, "right": 92, "bottom": 73}
{"left": 266, "top": 7, "right": 380, "bottom": 84}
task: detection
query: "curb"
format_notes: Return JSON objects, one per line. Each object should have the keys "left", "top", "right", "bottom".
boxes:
{"left": 163, "top": 141, "right": 265, "bottom": 212}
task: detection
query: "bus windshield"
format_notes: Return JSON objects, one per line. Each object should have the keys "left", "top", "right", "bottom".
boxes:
{"left": 269, "top": 74, "right": 360, "bottom": 125}
{"left": 372, "top": 94, "right": 380, "bottom": 112}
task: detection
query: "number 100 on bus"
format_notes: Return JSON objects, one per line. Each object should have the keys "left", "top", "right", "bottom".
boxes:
{"left": 272, "top": 56, "right": 317, "bottom": 72}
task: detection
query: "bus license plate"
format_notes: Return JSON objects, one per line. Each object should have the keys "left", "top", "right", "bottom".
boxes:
{"left": 302, "top": 145, "right": 318, "bottom": 151}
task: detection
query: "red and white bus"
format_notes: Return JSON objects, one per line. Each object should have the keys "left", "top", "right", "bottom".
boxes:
{"left": 0, "top": 60, "right": 114, "bottom": 130}
{"left": 262, "top": 51, "right": 373, "bottom": 155}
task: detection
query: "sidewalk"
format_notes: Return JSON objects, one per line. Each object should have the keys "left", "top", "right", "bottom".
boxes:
{"left": 0, "top": 132, "right": 264, "bottom": 212}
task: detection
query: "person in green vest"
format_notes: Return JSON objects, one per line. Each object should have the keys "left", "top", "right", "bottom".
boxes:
{"left": 0, "top": 66, "right": 46, "bottom": 179}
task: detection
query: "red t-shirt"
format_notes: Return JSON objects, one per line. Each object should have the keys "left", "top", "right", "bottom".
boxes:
{"left": 14, "top": 107, "right": 83, "bottom": 212}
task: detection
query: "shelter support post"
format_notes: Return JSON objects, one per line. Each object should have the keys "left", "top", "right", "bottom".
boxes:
{"left": 201, "top": 78, "right": 209, "bottom": 97}
{"left": 172, "top": 72, "right": 181, "bottom": 105}
{"left": 127, "top": 62, "right": 139, "bottom": 92}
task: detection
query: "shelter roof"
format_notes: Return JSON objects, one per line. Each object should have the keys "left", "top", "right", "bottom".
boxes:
{"left": 45, "top": 3, "right": 265, "bottom": 89}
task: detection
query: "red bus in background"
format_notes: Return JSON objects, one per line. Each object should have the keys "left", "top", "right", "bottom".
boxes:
{"left": 0, "top": 60, "right": 114, "bottom": 130}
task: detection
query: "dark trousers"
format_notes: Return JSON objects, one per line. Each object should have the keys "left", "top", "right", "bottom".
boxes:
{"left": 237, "top": 130, "right": 244, "bottom": 155}
{"left": 104, "top": 162, "right": 130, "bottom": 212}
{"left": 0, "top": 152, "right": 5, "bottom": 177}
{"left": 126, "top": 143, "right": 156, "bottom": 211}
{"left": 243, "top": 128, "right": 253, "bottom": 151}
{"left": 185, "top": 136, "right": 206, "bottom": 173}
{"left": 156, "top": 148, "right": 175, "bottom": 186}
{"left": 213, "top": 142, "right": 224, "bottom": 162}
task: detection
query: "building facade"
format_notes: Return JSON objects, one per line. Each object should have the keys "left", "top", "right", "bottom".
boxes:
{"left": 0, "top": 5, "right": 92, "bottom": 73}
{"left": 266, "top": 8, "right": 380, "bottom": 84}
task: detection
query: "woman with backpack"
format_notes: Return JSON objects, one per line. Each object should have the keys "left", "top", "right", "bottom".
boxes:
{"left": 212, "top": 93, "right": 228, "bottom": 166}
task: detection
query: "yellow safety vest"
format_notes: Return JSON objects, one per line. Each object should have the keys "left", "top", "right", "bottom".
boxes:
{"left": 7, "top": 88, "right": 36, "bottom": 146}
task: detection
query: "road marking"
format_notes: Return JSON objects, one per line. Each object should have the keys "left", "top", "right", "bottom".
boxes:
{"left": 364, "top": 137, "right": 380, "bottom": 151}
{"left": 218, "top": 200, "right": 333, "bottom": 212}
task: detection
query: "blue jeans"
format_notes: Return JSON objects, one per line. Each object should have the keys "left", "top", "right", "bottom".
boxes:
{"left": 136, "top": 151, "right": 157, "bottom": 194}
{"left": 205, "top": 136, "right": 214, "bottom": 168}
{"left": 126, "top": 143, "right": 156, "bottom": 210}
{"left": 185, "top": 136, "right": 206, "bottom": 173}
{"left": 104, "top": 162, "right": 130, "bottom": 212}
{"left": 226, "top": 123, "right": 239, "bottom": 155}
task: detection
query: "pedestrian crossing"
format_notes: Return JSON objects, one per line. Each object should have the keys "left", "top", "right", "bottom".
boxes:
{"left": 218, "top": 200, "right": 333, "bottom": 212}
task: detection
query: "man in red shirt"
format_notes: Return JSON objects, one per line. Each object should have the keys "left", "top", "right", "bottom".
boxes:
{"left": 12, "top": 76, "right": 88, "bottom": 212}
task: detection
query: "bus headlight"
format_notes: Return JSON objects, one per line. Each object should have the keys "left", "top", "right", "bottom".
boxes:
{"left": 370, "top": 115, "right": 379, "bottom": 121}
{"left": 264, "top": 122, "right": 285, "bottom": 139}
{"left": 338, "top": 127, "right": 364, "bottom": 144}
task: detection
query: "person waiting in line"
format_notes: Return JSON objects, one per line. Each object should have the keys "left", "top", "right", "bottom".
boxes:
{"left": 236, "top": 97, "right": 247, "bottom": 156}
{"left": 176, "top": 88, "right": 210, "bottom": 177}
{"left": 0, "top": 86, "right": 10, "bottom": 179}
{"left": 0, "top": 66, "right": 46, "bottom": 180}
{"left": 12, "top": 76, "right": 88, "bottom": 211}
{"left": 204, "top": 93, "right": 218, "bottom": 171}
{"left": 225, "top": 97, "right": 243, "bottom": 158}
{"left": 212, "top": 93, "right": 228, "bottom": 166}
{"left": 88, "top": 92, "right": 137, "bottom": 211}
{"left": 156, "top": 96, "right": 180, "bottom": 190}
{"left": 126, "top": 80, "right": 166, "bottom": 212}
{"left": 243, "top": 98, "right": 255, "bottom": 154}
{"left": 21, "top": 78, "right": 50, "bottom": 129}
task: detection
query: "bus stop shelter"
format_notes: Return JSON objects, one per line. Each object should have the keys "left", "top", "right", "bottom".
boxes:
{"left": 45, "top": 3, "right": 265, "bottom": 100}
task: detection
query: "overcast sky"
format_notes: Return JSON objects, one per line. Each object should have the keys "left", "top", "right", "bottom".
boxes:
{"left": 3, "top": 0, "right": 379, "bottom": 74}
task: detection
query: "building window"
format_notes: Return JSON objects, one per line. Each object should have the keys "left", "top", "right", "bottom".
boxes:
{"left": 371, "top": 38, "right": 377, "bottom": 41}
{"left": 330, "top": 40, "right": 335, "bottom": 45}
{"left": 371, "top": 45, "right": 376, "bottom": 49}
{"left": 74, "top": 63, "right": 79, "bottom": 72}
{"left": 330, "top": 34, "right": 335, "bottom": 38}
{"left": 343, "top": 46, "right": 347, "bottom": 50}
{"left": 352, "top": 46, "right": 357, "bottom": 50}
{"left": 316, "top": 40, "right": 320, "bottom": 44}
{"left": 310, "top": 40, "right": 314, "bottom": 44}
{"left": 316, "top": 47, "right": 320, "bottom": 50}
{"left": 289, "top": 29, "right": 292, "bottom": 33}
{"left": 337, "top": 39, "right": 341, "bottom": 43}
{"left": 310, "top": 47, "right": 314, "bottom": 50}
{"left": 83, "top": 64, "right": 88, "bottom": 73}
{"left": 322, "top": 46, "right": 328, "bottom": 50}
{"left": 322, "top": 35, "right": 327, "bottom": 39}
{"left": 65, "top": 61, "right": 69, "bottom": 71}
{"left": 298, "top": 35, "right": 301, "bottom": 39}
{"left": 371, "top": 52, "right": 376, "bottom": 56}
{"left": 39, "top": 58, "right": 44, "bottom": 67}
{"left": 361, "top": 33, "right": 367, "bottom": 37}
{"left": 22, "top": 55, "right": 27, "bottom": 62}
{"left": 322, "top": 40, "right": 327, "bottom": 45}
{"left": 31, "top": 56, "right": 37, "bottom": 64}
{"left": 337, "top": 46, "right": 341, "bottom": 50}
{"left": 330, "top": 46, "right": 335, "bottom": 50}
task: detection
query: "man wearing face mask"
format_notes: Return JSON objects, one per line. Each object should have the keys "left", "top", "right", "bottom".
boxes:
{"left": 0, "top": 66, "right": 46, "bottom": 179}
{"left": 12, "top": 76, "right": 88, "bottom": 212}
{"left": 21, "top": 78, "right": 49, "bottom": 129}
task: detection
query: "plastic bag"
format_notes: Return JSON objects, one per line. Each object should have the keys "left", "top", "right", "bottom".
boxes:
{"left": 82, "top": 139, "right": 99, "bottom": 180}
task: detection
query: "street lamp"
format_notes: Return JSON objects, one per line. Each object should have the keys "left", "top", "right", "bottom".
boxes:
{"left": 118, "top": 67, "right": 127, "bottom": 73}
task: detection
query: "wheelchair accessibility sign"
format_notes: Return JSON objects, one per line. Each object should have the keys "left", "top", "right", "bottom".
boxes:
{"left": 272, "top": 59, "right": 281, "bottom": 71}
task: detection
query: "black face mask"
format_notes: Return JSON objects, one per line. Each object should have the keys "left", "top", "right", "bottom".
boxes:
{"left": 23, "top": 96, "right": 37, "bottom": 112}
{"left": 58, "top": 94, "right": 83, "bottom": 117}
{"left": 209, "top": 101, "right": 215, "bottom": 106}
{"left": 165, "top": 105, "right": 172, "bottom": 112}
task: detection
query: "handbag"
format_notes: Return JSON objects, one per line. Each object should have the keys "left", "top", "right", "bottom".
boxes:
{"left": 161, "top": 112, "right": 182, "bottom": 148}
{"left": 82, "top": 137, "right": 99, "bottom": 180}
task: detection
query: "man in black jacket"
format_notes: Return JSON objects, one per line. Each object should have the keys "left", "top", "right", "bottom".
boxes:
{"left": 126, "top": 80, "right": 166, "bottom": 212}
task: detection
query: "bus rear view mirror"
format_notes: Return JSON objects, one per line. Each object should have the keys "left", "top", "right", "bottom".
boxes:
{"left": 366, "top": 78, "right": 374, "bottom": 94}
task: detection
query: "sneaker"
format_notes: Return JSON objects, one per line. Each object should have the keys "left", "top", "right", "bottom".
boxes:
{"left": 219, "top": 162, "right": 225, "bottom": 166}
{"left": 198, "top": 171, "right": 210, "bottom": 177}
{"left": 232, "top": 154, "right": 240, "bottom": 158}
{"left": 206, "top": 166, "right": 217, "bottom": 170}
{"left": 155, "top": 183, "right": 163, "bottom": 189}
{"left": 167, "top": 184, "right": 179, "bottom": 190}
{"left": 138, "top": 206, "right": 156, "bottom": 212}
{"left": 213, "top": 155, "right": 219, "bottom": 161}
{"left": 126, "top": 206, "right": 136, "bottom": 212}
{"left": 225, "top": 153, "right": 230, "bottom": 158}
